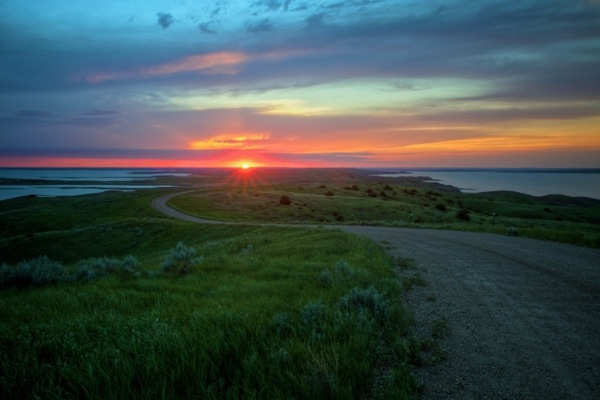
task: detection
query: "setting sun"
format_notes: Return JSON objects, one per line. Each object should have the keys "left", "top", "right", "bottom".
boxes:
{"left": 241, "top": 163, "right": 250, "bottom": 170}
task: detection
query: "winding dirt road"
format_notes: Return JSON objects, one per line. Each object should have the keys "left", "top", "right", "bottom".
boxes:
{"left": 152, "top": 192, "right": 600, "bottom": 399}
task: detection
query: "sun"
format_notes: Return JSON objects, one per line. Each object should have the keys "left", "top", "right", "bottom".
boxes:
{"left": 241, "top": 163, "right": 250, "bottom": 170}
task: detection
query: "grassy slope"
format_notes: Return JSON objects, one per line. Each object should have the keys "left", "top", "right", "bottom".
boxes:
{"left": 170, "top": 180, "right": 600, "bottom": 247}
{"left": 0, "top": 189, "right": 417, "bottom": 399}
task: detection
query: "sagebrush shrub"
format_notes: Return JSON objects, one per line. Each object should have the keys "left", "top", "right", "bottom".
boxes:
{"left": 334, "top": 260, "right": 354, "bottom": 280}
{"left": 272, "top": 312, "right": 293, "bottom": 338}
{"left": 74, "top": 255, "right": 140, "bottom": 281}
{"left": 29, "top": 256, "right": 66, "bottom": 284}
{"left": 319, "top": 268, "right": 333, "bottom": 288}
{"left": 161, "top": 242, "right": 203, "bottom": 275}
{"left": 75, "top": 257, "right": 119, "bottom": 281}
{"left": 0, "top": 256, "right": 66, "bottom": 286}
{"left": 120, "top": 255, "right": 140, "bottom": 275}
{"left": 339, "top": 286, "right": 391, "bottom": 325}
{"left": 302, "top": 301, "right": 327, "bottom": 327}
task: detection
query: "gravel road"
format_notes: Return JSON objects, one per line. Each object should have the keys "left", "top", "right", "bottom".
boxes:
{"left": 340, "top": 226, "right": 600, "bottom": 400}
{"left": 153, "top": 192, "right": 600, "bottom": 399}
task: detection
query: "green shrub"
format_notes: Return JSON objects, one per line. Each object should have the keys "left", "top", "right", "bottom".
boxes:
{"left": 279, "top": 195, "right": 292, "bottom": 205}
{"left": 301, "top": 301, "right": 327, "bottom": 328}
{"left": 334, "top": 260, "right": 354, "bottom": 280}
{"left": 272, "top": 312, "right": 294, "bottom": 338}
{"left": 0, "top": 256, "right": 66, "bottom": 286}
{"left": 30, "top": 256, "right": 66, "bottom": 284}
{"left": 319, "top": 268, "right": 333, "bottom": 288}
{"left": 339, "top": 286, "right": 391, "bottom": 325}
{"left": 456, "top": 209, "right": 471, "bottom": 221}
{"left": 161, "top": 242, "right": 203, "bottom": 275}
{"left": 120, "top": 255, "right": 141, "bottom": 276}
{"left": 74, "top": 257, "right": 119, "bottom": 281}
{"left": 74, "top": 255, "right": 140, "bottom": 282}
{"left": 507, "top": 227, "right": 519, "bottom": 236}
{"left": 434, "top": 203, "right": 447, "bottom": 212}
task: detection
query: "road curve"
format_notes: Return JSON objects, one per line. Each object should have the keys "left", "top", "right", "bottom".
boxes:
{"left": 152, "top": 191, "right": 600, "bottom": 399}
{"left": 151, "top": 190, "right": 234, "bottom": 224}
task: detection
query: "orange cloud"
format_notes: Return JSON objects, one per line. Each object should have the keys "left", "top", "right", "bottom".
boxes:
{"left": 190, "top": 132, "right": 271, "bottom": 150}
{"left": 85, "top": 51, "right": 249, "bottom": 83}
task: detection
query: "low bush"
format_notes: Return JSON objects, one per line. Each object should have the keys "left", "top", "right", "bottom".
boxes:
{"left": 319, "top": 268, "right": 333, "bottom": 288}
{"left": 434, "top": 203, "right": 447, "bottom": 212}
{"left": 279, "top": 195, "right": 292, "bottom": 205}
{"left": 0, "top": 256, "right": 66, "bottom": 286}
{"left": 456, "top": 209, "right": 471, "bottom": 221}
{"left": 338, "top": 286, "right": 391, "bottom": 325}
{"left": 334, "top": 260, "right": 354, "bottom": 280}
{"left": 161, "top": 242, "right": 203, "bottom": 275}
{"left": 74, "top": 255, "right": 140, "bottom": 282}
{"left": 272, "top": 312, "right": 294, "bottom": 338}
{"left": 507, "top": 227, "right": 519, "bottom": 236}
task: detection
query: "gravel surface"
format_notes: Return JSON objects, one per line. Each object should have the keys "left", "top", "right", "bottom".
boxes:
{"left": 340, "top": 226, "right": 600, "bottom": 400}
{"left": 153, "top": 192, "right": 600, "bottom": 399}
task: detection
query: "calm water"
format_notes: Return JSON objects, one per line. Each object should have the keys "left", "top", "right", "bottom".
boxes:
{"left": 0, "top": 168, "right": 188, "bottom": 181}
{"left": 0, "top": 169, "right": 179, "bottom": 201}
{"left": 3, "top": 168, "right": 600, "bottom": 201}
{"left": 375, "top": 169, "right": 600, "bottom": 200}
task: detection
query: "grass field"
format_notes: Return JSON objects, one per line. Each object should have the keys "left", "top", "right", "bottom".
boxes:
{"left": 168, "top": 171, "right": 600, "bottom": 248}
{"left": 1, "top": 168, "right": 599, "bottom": 398}
{"left": 0, "top": 189, "right": 420, "bottom": 399}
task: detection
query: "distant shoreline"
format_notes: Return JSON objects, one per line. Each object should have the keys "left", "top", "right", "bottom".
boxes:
{"left": 1, "top": 167, "right": 599, "bottom": 201}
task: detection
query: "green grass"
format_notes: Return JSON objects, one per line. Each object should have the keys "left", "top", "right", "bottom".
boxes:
{"left": 2, "top": 169, "right": 598, "bottom": 397}
{"left": 169, "top": 183, "right": 600, "bottom": 247}
{"left": 0, "top": 190, "right": 417, "bottom": 399}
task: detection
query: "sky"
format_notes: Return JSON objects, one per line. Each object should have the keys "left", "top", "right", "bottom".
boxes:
{"left": 1, "top": 0, "right": 599, "bottom": 168}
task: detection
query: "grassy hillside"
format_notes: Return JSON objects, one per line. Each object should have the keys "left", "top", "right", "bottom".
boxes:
{"left": 169, "top": 179, "right": 600, "bottom": 248}
{"left": 0, "top": 189, "right": 419, "bottom": 399}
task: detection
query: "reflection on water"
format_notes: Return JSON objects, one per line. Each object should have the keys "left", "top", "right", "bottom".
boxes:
{"left": 0, "top": 169, "right": 183, "bottom": 201}
{"left": 0, "top": 185, "right": 172, "bottom": 201}
{"left": 375, "top": 170, "right": 600, "bottom": 200}
{"left": 0, "top": 168, "right": 189, "bottom": 182}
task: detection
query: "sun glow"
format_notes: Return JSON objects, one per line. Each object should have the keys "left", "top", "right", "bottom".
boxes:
{"left": 241, "top": 163, "right": 250, "bottom": 170}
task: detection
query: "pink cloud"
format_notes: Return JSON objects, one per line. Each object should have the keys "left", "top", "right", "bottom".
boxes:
{"left": 84, "top": 51, "right": 249, "bottom": 83}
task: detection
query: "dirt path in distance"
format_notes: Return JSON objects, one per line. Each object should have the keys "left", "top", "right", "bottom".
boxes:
{"left": 152, "top": 192, "right": 600, "bottom": 399}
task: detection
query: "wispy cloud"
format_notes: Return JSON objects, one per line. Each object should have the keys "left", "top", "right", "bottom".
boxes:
{"left": 198, "top": 22, "right": 217, "bottom": 34}
{"left": 85, "top": 51, "right": 250, "bottom": 83}
{"left": 191, "top": 133, "right": 271, "bottom": 150}
{"left": 246, "top": 18, "right": 273, "bottom": 33}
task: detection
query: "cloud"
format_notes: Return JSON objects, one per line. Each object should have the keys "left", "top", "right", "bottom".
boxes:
{"left": 81, "top": 109, "right": 119, "bottom": 116}
{"left": 1, "top": 109, "right": 118, "bottom": 129}
{"left": 254, "top": 0, "right": 283, "bottom": 11}
{"left": 417, "top": 105, "right": 600, "bottom": 124}
{"left": 246, "top": 18, "right": 273, "bottom": 33}
{"left": 191, "top": 133, "right": 271, "bottom": 150}
{"left": 0, "top": 146, "right": 377, "bottom": 166}
{"left": 305, "top": 13, "right": 327, "bottom": 29}
{"left": 198, "top": 22, "right": 217, "bottom": 34}
{"left": 85, "top": 52, "right": 250, "bottom": 83}
{"left": 12, "top": 110, "right": 57, "bottom": 118}
{"left": 156, "top": 13, "right": 175, "bottom": 29}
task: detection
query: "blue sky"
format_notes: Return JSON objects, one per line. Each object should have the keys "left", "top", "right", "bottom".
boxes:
{"left": 1, "top": 0, "right": 599, "bottom": 167}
